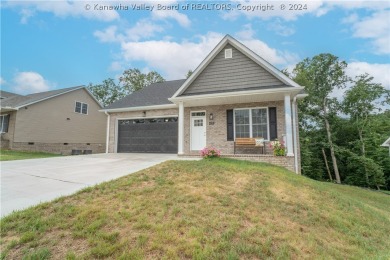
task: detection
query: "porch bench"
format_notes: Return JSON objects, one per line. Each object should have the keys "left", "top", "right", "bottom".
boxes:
{"left": 234, "top": 138, "right": 264, "bottom": 154}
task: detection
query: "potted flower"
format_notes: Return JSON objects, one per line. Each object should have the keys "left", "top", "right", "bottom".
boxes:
{"left": 200, "top": 147, "right": 221, "bottom": 159}
{"left": 269, "top": 139, "right": 286, "bottom": 156}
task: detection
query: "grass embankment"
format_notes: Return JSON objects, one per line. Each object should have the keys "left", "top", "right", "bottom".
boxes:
{"left": 1, "top": 159, "right": 389, "bottom": 259}
{"left": 0, "top": 150, "right": 61, "bottom": 161}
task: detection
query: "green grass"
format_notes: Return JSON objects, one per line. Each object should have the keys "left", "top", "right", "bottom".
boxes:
{"left": 1, "top": 158, "right": 389, "bottom": 259}
{"left": 0, "top": 150, "right": 62, "bottom": 161}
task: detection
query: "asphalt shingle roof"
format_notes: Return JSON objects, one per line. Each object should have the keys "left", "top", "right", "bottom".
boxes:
{"left": 0, "top": 86, "right": 83, "bottom": 108}
{"left": 0, "top": 90, "right": 23, "bottom": 100}
{"left": 105, "top": 79, "right": 186, "bottom": 109}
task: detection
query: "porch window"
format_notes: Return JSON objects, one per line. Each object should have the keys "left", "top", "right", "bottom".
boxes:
{"left": 0, "top": 114, "right": 10, "bottom": 133}
{"left": 234, "top": 108, "right": 268, "bottom": 139}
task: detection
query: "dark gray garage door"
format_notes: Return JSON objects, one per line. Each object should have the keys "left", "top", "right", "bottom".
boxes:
{"left": 117, "top": 118, "right": 178, "bottom": 153}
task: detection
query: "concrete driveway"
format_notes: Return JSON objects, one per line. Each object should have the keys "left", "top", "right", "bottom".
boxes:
{"left": 1, "top": 153, "right": 191, "bottom": 217}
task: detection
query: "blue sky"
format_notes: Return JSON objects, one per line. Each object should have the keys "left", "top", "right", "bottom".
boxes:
{"left": 1, "top": 0, "right": 389, "bottom": 95}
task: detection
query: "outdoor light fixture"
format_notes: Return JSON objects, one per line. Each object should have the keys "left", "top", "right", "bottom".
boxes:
{"left": 209, "top": 113, "right": 214, "bottom": 120}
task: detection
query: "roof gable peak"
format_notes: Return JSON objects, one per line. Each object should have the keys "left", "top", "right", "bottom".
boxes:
{"left": 171, "top": 34, "right": 301, "bottom": 98}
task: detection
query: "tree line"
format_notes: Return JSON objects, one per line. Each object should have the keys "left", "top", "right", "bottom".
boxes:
{"left": 288, "top": 53, "right": 389, "bottom": 190}
{"left": 89, "top": 54, "right": 389, "bottom": 191}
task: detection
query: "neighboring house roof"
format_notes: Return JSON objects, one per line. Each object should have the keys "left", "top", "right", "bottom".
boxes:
{"left": 0, "top": 86, "right": 102, "bottom": 110}
{"left": 381, "top": 137, "right": 390, "bottom": 147}
{"left": 103, "top": 79, "right": 186, "bottom": 111}
{"left": 0, "top": 90, "right": 23, "bottom": 99}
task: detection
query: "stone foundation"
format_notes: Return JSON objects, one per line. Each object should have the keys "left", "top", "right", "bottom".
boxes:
{"left": 1, "top": 140, "right": 10, "bottom": 149}
{"left": 10, "top": 142, "right": 105, "bottom": 155}
{"left": 181, "top": 154, "right": 296, "bottom": 173}
{"left": 226, "top": 155, "right": 295, "bottom": 172}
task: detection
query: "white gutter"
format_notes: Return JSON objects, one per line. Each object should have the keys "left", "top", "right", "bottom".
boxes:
{"left": 292, "top": 96, "right": 299, "bottom": 174}
{"left": 169, "top": 86, "right": 304, "bottom": 103}
{"left": 100, "top": 104, "right": 177, "bottom": 113}
{"left": 104, "top": 111, "right": 110, "bottom": 154}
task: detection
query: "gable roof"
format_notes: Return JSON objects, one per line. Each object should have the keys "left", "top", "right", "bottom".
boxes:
{"left": 0, "top": 86, "right": 103, "bottom": 110}
{"left": 381, "top": 137, "right": 390, "bottom": 147}
{"left": 103, "top": 79, "right": 185, "bottom": 111}
{"left": 172, "top": 35, "right": 302, "bottom": 98}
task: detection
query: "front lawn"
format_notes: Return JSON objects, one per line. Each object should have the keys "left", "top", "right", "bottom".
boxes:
{"left": 1, "top": 159, "right": 389, "bottom": 259}
{"left": 0, "top": 150, "right": 62, "bottom": 161}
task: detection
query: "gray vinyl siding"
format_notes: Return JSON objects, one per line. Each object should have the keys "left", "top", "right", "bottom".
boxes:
{"left": 182, "top": 44, "right": 285, "bottom": 96}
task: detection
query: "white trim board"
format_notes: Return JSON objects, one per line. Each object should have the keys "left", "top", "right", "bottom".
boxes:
{"left": 101, "top": 104, "right": 177, "bottom": 113}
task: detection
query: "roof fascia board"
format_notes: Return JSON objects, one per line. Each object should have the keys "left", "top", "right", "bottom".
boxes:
{"left": 100, "top": 104, "right": 177, "bottom": 113}
{"left": 83, "top": 87, "right": 104, "bottom": 108}
{"left": 14, "top": 86, "right": 84, "bottom": 109}
{"left": 169, "top": 86, "right": 304, "bottom": 103}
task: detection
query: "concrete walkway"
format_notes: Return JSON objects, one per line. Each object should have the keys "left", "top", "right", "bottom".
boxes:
{"left": 1, "top": 153, "right": 195, "bottom": 217}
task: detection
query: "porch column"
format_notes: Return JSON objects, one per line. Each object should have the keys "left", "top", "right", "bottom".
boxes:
{"left": 284, "top": 94, "right": 294, "bottom": 156}
{"left": 178, "top": 101, "right": 184, "bottom": 155}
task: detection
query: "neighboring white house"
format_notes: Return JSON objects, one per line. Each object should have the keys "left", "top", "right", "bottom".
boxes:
{"left": 381, "top": 137, "right": 390, "bottom": 156}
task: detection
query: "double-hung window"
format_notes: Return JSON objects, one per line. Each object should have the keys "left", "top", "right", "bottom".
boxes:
{"left": 234, "top": 108, "right": 268, "bottom": 139}
{"left": 75, "top": 101, "right": 88, "bottom": 115}
{"left": 0, "top": 114, "right": 10, "bottom": 133}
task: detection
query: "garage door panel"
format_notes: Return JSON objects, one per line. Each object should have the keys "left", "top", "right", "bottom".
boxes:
{"left": 118, "top": 118, "right": 178, "bottom": 153}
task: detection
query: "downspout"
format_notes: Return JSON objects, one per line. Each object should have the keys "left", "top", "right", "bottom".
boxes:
{"left": 104, "top": 111, "right": 110, "bottom": 154}
{"left": 292, "top": 96, "right": 299, "bottom": 174}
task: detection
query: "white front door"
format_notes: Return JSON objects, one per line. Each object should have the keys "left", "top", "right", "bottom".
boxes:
{"left": 191, "top": 114, "right": 206, "bottom": 150}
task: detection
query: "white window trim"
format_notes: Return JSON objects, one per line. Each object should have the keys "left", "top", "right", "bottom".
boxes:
{"left": 225, "top": 48, "right": 232, "bottom": 59}
{"left": 0, "top": 114, "right": 9, "bottom": 133}
{"left": 233, "top": 107, "right": 270, "bottom": 141}
{"left": 190, "top": 110, "right": 207, "bottom": 151}
{"left": 74, "top": 101, "right": 89, "bottom": 115}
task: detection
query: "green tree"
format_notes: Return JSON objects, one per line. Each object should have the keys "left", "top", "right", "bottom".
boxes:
{"left": 342, "top": 74, "right": 389, "bottom": 188}
{"left": 292, "top": 53, "right": 349, "bottom": 184}
{"left": 88, "top": 78, "right": 124, "bottom": 107}
{"left": 186, "top": 70, "right": 193, "bottom": 78}
{"left": 119, "top": 68, "right": 164, "bottom": 93}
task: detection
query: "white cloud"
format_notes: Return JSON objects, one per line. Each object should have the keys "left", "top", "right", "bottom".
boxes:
{"left": 125, "top": 20, "right": 164, "bottom": 41}
{"left": 330, "top": 61, "right": 390, "bottom": 100}
{"left": 118, "top": 31, "right": 300, "bottom": 79}
{"left": 267, "top": 19, "right": 295, "bottom": 36}
{"left": 341, "top": 13, "right": 359, "bottom": 24}
{"left": 235, "top": 25, "right": 300, "bottom": 66}
{"left": 0, "top": 77, "right": 6, "bottom": 85}
{"left": 235, "top": 24, "right": 255, "bottom": 40}
{"left": 95, "top": 20, "right": 166, "bottom": 44}
{"left": 12, "top": 72, "right": 55, "bottom": 94}
{"left": 151, "top": 9, "right": 190, "bottom": 27}
{"left": 5, "top": 1, "right": 119, "bottom": 23}
{"left": 350, "top": 10, "right": 390, "bottom": 54}
{"left": 120, "top": 32, "right": 224, "bottom": 79}
{"left": 346, "top": 62, "right": 390, "bottom": 89}
{"left": 19, "top": 8, "right": 35, "bottom": 24}
{"left": 109, "top": 61, "right": 124, "bottom": 72}
{"left": 94, "top": 26, "right": 119, "bottom": 43}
